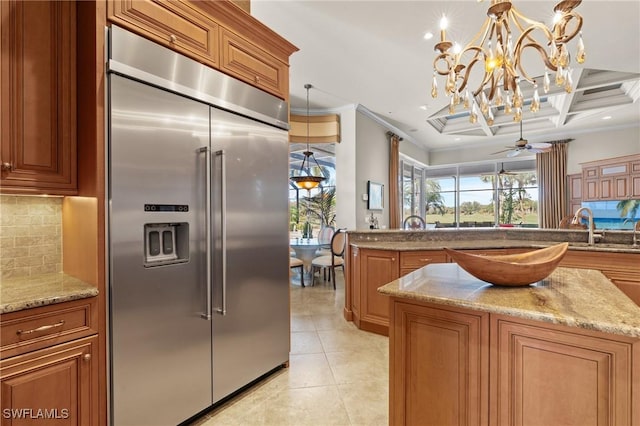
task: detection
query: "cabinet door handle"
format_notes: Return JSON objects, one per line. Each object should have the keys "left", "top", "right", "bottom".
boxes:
{"left": 255, "top": 75, "right": 260, "bottom": 83}
{"left": 1, "top": 162, "right": 13, "bottom": 171}
{"left": 16, "top": 320, "right": 65, "bottom": 336}
{"left": 83, "top": 354, "right": 91, "bottom": 362}
{"left": 169, "top": 34, "right": 177, "bottom": 43}
{"left": 420, "top": 258, "right": 432, "bottom": 262}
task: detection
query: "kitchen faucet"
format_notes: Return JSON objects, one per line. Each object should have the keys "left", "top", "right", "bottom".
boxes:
{"left": 572, "top": 207, "right": 601, "bottom": 246}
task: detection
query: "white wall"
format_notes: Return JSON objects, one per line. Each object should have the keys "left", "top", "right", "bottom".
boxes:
{"left": 428, "top": 125, "right": 640, "bottom": 173}
{"left": 566, "top": 126, "right": 640, "bottom": 174}
{"left": 335, "top": 105, "right": 358, "bottom": 231}
{"left": 355, "top": 110, "right": 389, "bottom": 230}
{"left": 400, "top": 139, "right": 429, "bottom": 165}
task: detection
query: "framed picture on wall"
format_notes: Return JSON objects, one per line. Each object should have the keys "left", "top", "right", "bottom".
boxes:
{"left": 367, "top": 181, "right": 384, "bottom": 210}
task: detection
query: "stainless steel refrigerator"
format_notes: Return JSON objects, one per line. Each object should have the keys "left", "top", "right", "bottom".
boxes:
{"left": 107, "top": 26, "right": 290, "bottom": 426}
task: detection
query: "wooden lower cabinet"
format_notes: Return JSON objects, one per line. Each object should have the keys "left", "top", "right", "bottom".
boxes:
{"left": 354, "top": 249, "right": 399, "bottom": 335}
{"left": 561, "top": 250, "right": 640, "bottom": 306}
{"left": 399, "top": 250, "right": 448, "bottom": 276}
{"left": 388, "top": 299, "right": 639, "bottom": 425}
{"left": 389, "top": 301, "right": 489, "bottom": 426}
{"left": 0, "top": 298, "right": 99, "bottom": 426}
{"left": 491, "top": 316, "right": 637, "bottom": 426}
{"left": 0, "top": 335, "right": 98, "bottom": 426}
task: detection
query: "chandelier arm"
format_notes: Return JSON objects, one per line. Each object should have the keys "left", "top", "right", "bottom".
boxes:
{"left": 309, "top": 152, "right": 327, "bottom": 178}
{"left": 453, "top": 47, "right": 486, "bottom": 95}
{"left": 433, "top": 52, "right": 456, "bottom": 76}
{"left": 553, "top": 13, "right": 583, "bottom": 44}
{"left": 512, "top": 24, "right": 559, "bottom": 73}
{"left": 298, "top": 153, "right": 309, "bottom": 173}
{"left": 509, "top": 8, "right": 553, "bottom": 45}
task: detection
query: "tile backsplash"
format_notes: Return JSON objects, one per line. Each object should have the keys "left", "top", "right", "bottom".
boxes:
{"left": 0, "top": 195, "right": 62, "bottom": 280}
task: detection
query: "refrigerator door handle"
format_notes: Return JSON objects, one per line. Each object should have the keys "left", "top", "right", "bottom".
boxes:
{"left": 215, "top": 149, "right": 227, "bottom": 316}
{"left": 199, "top": 146, "right": 213, "bottom": 320}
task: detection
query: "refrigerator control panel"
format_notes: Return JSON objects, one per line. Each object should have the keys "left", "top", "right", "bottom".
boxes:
{"left": 144, "top": 223, "right": 189, "bottom": 267}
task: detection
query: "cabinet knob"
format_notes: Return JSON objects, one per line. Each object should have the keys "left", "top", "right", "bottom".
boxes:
{"left": 83, "top": 354, "right": 91, "bottom": 362}
{"left": 169, "top": 34, "right": 177, "bottom": 43}
{"left": 1, "top": 162, "right": 12, "bottom": 171}
{"left": 255, "top": 76, "right": 260, "bottom": 83}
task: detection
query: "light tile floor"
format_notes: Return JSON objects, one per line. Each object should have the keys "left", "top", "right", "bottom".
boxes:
{"left": 190, "top": 270, "right": 389, "bottom": 426}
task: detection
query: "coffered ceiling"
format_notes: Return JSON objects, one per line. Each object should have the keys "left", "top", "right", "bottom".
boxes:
{"left": 252, "top": 1, "right": 640, "bottom": 153}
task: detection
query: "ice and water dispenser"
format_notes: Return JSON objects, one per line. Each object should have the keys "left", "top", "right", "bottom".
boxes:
{"left": 143, "top": 204, "right": 189, "bottom": 267}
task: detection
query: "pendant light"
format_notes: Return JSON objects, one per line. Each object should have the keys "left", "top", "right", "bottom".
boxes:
{"left": 290, "top": 84, "right": 326, "bottom": 190}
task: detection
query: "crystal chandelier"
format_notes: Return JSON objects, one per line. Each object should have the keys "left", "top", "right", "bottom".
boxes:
{"left": 290, "top": 84, "right": 327, "bottom": 190}
{"left": 431, "top": 0, "right": 585, "bottom": 125}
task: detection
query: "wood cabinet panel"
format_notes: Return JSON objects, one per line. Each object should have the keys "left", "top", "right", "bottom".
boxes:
{"left": 560, "top": 250, "right": 640, "bottom": 306}
{"left": 0, "top": 0, "right": 77, "bottom": 194}
{"left": 491, "top": 317, "right": 635, "bottom": 425}
{"left": 581, "top": 154, "right": 640, "bottom": 201}
{"left": 584, "top": 178, "right": 599, "bottom": 201}
{"left": 567, "top": 173, "right": 583, "bottom": 215}
{"left": 220, "top": 28, "right": 288, "bottom": 99}
{"left": 358, "top": 249, "right": 398, "bottom": 335}
{"left": 107, "top": 0, "right": 219, "bottom": 67}
{"left": 1, "top": 335, "right": 98, "bottom": 426}
{"left": 399, "top": 250, "right": 448, "bottom": 272}
{"left": 632, "top": 174, "right": 640, "bottom": 198}
{"left": 583, "top": 166, "right": 598, "bottom": 179}
{"left": 1, "top": 298, "right": 98, "bottom": 360}
{"left": 390, "top": 301, "right": 490, "bottom": 426}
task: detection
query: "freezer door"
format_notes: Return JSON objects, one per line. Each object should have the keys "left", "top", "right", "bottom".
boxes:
{"left": 209, "top": 107, "right": 290, "bottom": 402}
{"left": 109, "top": 75, "right": 212, "bottom": 426}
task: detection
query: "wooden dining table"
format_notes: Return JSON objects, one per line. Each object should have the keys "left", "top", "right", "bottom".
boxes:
{"left": 289, "top": 238, "right": 321, "bottom": 284}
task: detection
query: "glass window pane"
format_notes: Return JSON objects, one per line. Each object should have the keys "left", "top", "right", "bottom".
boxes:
{"left": 497, "top": 172, "right": 538, "bottom": 226}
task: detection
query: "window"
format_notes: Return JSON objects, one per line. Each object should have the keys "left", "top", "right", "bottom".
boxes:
{"left": 402, "top": 158, "right": 538, "bottom": 228}
{"left": 289, "top": 145, "right": 336, "bottom": 236}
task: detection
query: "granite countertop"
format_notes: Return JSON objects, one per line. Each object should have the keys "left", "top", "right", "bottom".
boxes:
{"left": 350, "top": 239, "right": 640, "bottom": 253}
{"left": 378, "top": 263, "right": 640, "bottom": 338}
{"left": 0, "top": 273, "right": 98, "bottom": 314}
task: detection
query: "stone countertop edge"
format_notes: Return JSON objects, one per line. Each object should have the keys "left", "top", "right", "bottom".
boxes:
{"left": 350, "top": 239, "right": 640, "bottom": 253}
{"left": 378, "top": 264, "right": 640, "bottom": 338}
{"left": 0, "top": 272, "right": 98, "bottom": 314}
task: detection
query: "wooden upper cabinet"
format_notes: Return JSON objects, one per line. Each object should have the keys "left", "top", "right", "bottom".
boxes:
{"left": 220, "top": 28, "right": 288, "bottom": 99}
{"left": 107, "top": 0, "right": 298, "bottom": 100}
{"left": 107, "top": 0, "right": 220, "bottom": 67}
{"left": 581, "top": 154, "right": 640, "bottom": 201}
{"left": 0, "top": 1, "right": 77, "bottom": 194}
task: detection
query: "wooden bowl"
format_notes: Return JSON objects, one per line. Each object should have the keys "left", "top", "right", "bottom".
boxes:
{"left": 443, "top": 243, "right": 569, "bottom": 286}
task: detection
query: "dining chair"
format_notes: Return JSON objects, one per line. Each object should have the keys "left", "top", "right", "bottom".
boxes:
{"left": 315, "top": 225, "right": 335, "bottom": 256}
{"left": 290, "top": 256, "right": 305, "bottom": 287}
{"left": 311, "top": 228, "right": 346, "bottom": 289}
{"left": 403, "top": 215, "right": 426, "bottom": 230}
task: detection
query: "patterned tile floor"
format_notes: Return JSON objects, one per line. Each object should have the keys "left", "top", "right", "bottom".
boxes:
{"left": 190, "top": 270, "right": 389, "bottom": 425}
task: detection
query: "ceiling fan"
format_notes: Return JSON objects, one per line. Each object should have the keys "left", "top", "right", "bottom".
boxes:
{"left": 491, "top": 122, "right": 552, "bottom": 157}
{"left": 497, "top": 163, "right": 516, "bottom": 175}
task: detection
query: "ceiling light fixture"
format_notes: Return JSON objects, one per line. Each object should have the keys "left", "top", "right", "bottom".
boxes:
{"left": 431, "top": 0, "right": 585, "bottom": 125}
{"left": 290, "top": 84, "right": 326, "bottom": 190}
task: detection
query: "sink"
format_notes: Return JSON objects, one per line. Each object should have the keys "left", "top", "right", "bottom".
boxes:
{"left": 444, "top": 243, "right": 569, "bottom": 287}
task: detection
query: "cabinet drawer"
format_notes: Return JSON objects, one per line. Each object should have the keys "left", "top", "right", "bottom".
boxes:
{"left": 220, "top": 28, "right": 288, "bottom": 99}
{"left": 0, "top": 298, "right": 97, "bottom": 359}
{"left": 108, "top": 0, "right": 219, "bottom": 67}
{"left": 583, "top": 167, "right": 598, "bottom": 179}
{"left": 400, "top": 250, "right": 448, "bottom": 269}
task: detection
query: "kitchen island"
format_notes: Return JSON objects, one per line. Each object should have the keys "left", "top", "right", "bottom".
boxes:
{"left": 378, "top": 263, "right": 640, "bottom": 425}
{"left": 344, "top": 228, "right": 640, "bottom": 335}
